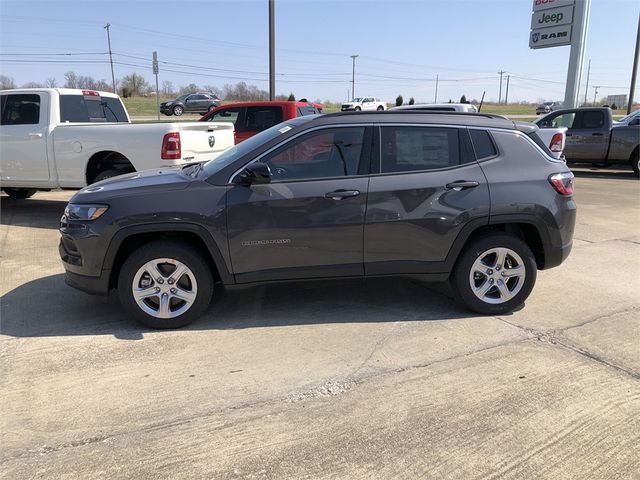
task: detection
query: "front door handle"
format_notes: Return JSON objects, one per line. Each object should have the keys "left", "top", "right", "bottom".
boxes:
{"left": 591, "top": 132, "right": 604, "bottom": 136}
{"left": 445, "top": 181, "right": 479, "bottom": 191}
{"left": 566, "top": 133, "right": 573, "bottom": 137}
{"left": 28, "top": 133, "right": 43, "bottom": 139}
{"left": 324, "top": 189, "right": 360, "bottom": 200}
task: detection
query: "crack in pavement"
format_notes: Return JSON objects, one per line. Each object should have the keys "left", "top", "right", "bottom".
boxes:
{"left": 497, "top": 306, "right": 640, "bottom": 381}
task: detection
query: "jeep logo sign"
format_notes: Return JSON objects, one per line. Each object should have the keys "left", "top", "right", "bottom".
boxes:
{"left": 530, "top": 4, "right": 573, "bottom": 29}
{"left": 529, "top": 25, "right": 572, "bottom": 49}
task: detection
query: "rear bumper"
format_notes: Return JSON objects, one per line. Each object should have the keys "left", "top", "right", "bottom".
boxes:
{"left": 542, "top": 240, "right": 573, "bottom": 270}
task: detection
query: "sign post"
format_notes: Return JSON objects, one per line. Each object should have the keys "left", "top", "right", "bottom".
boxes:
{"left": 152, "top": 51, "right": 159, "bottom": 121}
{"left": 563, "top": 0, "right": 590, "bottom": 108}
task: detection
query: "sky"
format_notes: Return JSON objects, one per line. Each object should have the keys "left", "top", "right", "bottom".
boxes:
{"left": 0, "top": 0, "right": 638, "bottom": 104}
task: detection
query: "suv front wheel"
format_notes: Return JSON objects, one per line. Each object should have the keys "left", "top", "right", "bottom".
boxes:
{"left": 451, "top": 234, "right": 537, "bottom": 315}
{"left": 117, "top": 241, "right": 214, "bottom": 328}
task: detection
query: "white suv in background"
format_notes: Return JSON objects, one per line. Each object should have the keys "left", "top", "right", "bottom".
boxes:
{"left": 341, "top": 97, "right": 387, "bottom": 111}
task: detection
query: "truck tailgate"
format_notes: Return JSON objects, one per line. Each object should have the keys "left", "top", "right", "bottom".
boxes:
{"left": 177, "top": 122, "right": 234, "bottom": 161}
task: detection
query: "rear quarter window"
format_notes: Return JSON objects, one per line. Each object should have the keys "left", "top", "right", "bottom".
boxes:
{"left": 469, "top": 129, "right": 498, "bottom": 159}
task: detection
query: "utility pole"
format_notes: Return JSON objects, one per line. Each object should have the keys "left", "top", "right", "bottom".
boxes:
{"left": 593, "top": 85, "right": 600, "bottom": 105}
{"left": 583, "top": 59, "right": 591, "bottom": 106}
{"left": 627, "top": 13, "right": 640, "bottom": 114}
{"left": 268, "top": 0, "right": 275, "bottom": 101}
{"left": 497, "top": 70, "right": 506, "bottom": 104}
{"left": 564, "top": 0, "right": 591, "bottom": 108}
{"left": 504, "top": 75, "right": 510, "bottom": 105}
{"left": 104, "top": 23, "right": 116, "bottom": 93}
{"left": 350, "top": 55, "right": 358, "bottom": 100}
{"left": 434, "top": 74, "right": 439, "bottom": 103}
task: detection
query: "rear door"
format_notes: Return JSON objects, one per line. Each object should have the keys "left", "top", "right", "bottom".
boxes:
{"left": 226, "top": 125, "right": 372, "bottom": 282}
{"left": 364, "top": 125, "right": 490, "bottom": 274}
{"left": 0, "top": 92, "right": 50, "bottom": 187}
{"left": 569, "top": 109, "right": 610, "bottom": 161}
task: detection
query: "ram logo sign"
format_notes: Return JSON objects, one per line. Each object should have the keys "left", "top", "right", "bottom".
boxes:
{"left": 529, "top": 25, "right": 572, "bottom": 49}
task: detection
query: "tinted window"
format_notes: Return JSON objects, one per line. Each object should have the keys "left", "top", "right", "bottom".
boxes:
{"left": 540, "top": 112, "right": 575, "bottom": 129}
{"left": 421, "top": 107, "right": 456, "bottom": 111}
{"left": 380, "top": 126, "right": 459, "bottom": 173}
{"left": 297, "top": 106, "right": 319, "bottom": 116}
{"left": 469, "top": 129, "right": 497, "bottom": 159}
{"left": 578, "top": 111, "right": 605, "bottom": 129}
{"left": 0, "top": 94, "right": 40, "bottom": 125}
{"left": 263, "top": 127, "right": 365, "bottom": 182}
{"left": 207, "top": 107, "right": 241, "bottom": 127}
{"left": 242, "top": 106, "right": 283, "bottom": 132}
{"left": 60, "top": 95, "right": 127, "bottom": 122}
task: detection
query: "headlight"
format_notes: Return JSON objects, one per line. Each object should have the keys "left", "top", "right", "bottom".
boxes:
{"left": 64, "top": 204, "right": 109, "bottom": 221}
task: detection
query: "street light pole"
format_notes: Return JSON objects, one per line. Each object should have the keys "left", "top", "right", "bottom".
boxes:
{"left": 350, "top": 55, "right": 358, "bottom": 100}
{"left": 104, "top": 23, "right": 116, "bottom": 93}
{"left": 268, "top": 0, "right": 275, "bottom": 101}
{"left": 627, "top": 13, "right": 640, "bottom": 114}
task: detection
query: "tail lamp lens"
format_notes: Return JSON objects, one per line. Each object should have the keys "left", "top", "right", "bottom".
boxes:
{"left": 161, "top": 132, "right": 181, "bottom": 160}
{"left": 550, "top": 132, "right": 564, "bottom": 152}
{"left": 549, "top": 172, "right": 574, "bottom": 195}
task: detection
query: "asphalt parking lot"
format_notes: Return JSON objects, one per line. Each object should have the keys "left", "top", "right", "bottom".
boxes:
{"left": 1, "top": 166, "right": 639, "bottom": 479}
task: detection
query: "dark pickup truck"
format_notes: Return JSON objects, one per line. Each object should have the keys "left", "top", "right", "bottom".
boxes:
{"left": 535, "top": 107, "right": 639, "bottom": 175}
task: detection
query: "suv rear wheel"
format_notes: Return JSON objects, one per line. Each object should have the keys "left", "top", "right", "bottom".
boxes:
{"left": 451, "top": 234, "right": 537, "bottom": 315}
{"left": 117, "top": 241, "right": 214, "bottom": 328}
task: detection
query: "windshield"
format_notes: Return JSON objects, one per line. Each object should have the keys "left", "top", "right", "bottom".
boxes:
{"left": 202, "top": 116, "right": 317, "bottom": 177}
{"left": 352, "top": 98, "right": 363, "bottom": 102}
{"left": 618, "top": 109, "right": 640, "bottom": 123}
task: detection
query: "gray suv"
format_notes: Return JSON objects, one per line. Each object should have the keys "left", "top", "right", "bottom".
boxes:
{"left": 60, "top": 112, "right": 576, "bottom": 328}
{"left": 159, "top": 93, "right": 221, "bottom": 116}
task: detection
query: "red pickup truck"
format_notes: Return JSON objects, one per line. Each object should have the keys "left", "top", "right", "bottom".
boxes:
{"left": 199, "top": 101, "right": 322, "bottom": 143}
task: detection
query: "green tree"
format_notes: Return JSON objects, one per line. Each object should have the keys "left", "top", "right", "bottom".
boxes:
{"left": 287, "top": 93, "right": 296, "bottom": 101}
{"left": 395, "top": 94, "right": 403, "bottom": 107}
{"left": 409, "top": 97, "right": 415, "bottom": 105}
{"left": 120, "top": 73, "right": 149, "bottom": 97}
{"left": 460, "top": 95, "right": 468, "bottom": 104}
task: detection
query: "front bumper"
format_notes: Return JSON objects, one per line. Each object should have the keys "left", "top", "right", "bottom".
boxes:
{"left": 159, "top": 104, "right": 173, "bottom": 114}
{"left": 64, "top": 268, "right": 111, "bottom": 296}
{"left": 341, "top": 106, "right": 356, "bottom": 111}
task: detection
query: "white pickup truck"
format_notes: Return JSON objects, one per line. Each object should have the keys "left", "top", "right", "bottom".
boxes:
{"left": 340, "top": 97, "right": 387, "bottom": 112}
{"left": 0, "top": 88, "right": 234, "bottom": 198}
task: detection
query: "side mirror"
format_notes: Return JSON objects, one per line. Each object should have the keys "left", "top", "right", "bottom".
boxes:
{"left": 238, "top": 162, "right": 271, "bottom": 185}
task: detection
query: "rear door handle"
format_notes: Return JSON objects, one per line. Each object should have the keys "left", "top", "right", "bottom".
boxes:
{"left": 445, "top": 181, "right": 479, "bottom": 191}
{"left": 28, "top": 133, "right": 43, "bottom": 139}
{"left": 324, "top": 189, "right": 360, "bottom": 200}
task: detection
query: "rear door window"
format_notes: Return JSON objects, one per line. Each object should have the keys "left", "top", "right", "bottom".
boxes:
{"left": 0, "top": 94, "right": 41, "bottom": 125}
{"left": 576, "top": 110, "right": 605, "bottom": 129}
{"left": 380, "top": 126, "right": 460, "bottom": 173}
{"left": 60, "top": 95, "right": 127, "bottom": 122}
{"left": 297, "top": 106, "right": 319, "bottom": 116}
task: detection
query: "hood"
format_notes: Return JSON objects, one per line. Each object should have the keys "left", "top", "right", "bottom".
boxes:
{"left": 71, "top": 167, "right": 192, "bottom": 203}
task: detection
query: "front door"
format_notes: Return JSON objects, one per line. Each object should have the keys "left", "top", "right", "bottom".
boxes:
{"left": 0, "top": 93, "right": 49, "bottom": 187}
{"left": 226, "top": 126, "right": 372, "bottom": 282}
{"left": 364, "top": 125, "right": 490, "bottom": 274}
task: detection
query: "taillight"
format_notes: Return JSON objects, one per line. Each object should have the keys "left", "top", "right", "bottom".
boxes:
{"left": 549, "top": 172, "right": 574, "bottom": 195}
{"left": 161, "top": 132, "right": 181, "bottom": 160}
{"left": 549, "top": 132, "right": 564, "bottom": 153}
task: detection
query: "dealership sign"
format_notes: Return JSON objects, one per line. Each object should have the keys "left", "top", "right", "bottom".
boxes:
{"left": 530, "top": 0, "right": 575, "bottom": 49}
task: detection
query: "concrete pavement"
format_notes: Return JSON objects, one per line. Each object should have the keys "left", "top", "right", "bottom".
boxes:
{"left": 1, "top": 166, "right": 638, "bottom": 479}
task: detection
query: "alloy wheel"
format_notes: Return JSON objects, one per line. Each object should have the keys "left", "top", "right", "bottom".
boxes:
{"left": 469, "top": 247, "right": 526, "bottom": 304}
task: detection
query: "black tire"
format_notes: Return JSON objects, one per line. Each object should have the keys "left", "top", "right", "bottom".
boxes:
{"left": 630, "top": 148, "right": 639, "bottom": 176}
{"left": 117, "top": 241, "right": 214, "bottom": 329}
{"left": 94, "top": 169, "right": 123, "bottom": 183}
{"left": 450, "top": 234, "right": 537, "bottom": 315}
{"left": 207, "top": 104, "right": 216, "bottom": 112}
{"left": 3, "top": 188, "right": 37, "bottom": 199}
{"left": 376, "top": 106, "right": 384, "bottom": 111}
{"left": 173, "top": 105, "right": 184, "bottom": 116}
{"left": 354, "top": 106, "right": 361, "bottom": 111}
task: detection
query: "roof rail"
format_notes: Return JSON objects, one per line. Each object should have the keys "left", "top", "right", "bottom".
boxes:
{"left": 383, "top": 110, "right": 510, "bottom": 120}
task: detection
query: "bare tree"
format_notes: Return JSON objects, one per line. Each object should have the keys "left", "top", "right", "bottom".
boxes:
{"left": 202, "top": 84, "right": 219, "bottom": 95}
{"left": 179, "top": 83, "right": 199, "bottom": 95}
{"left": 120, "top": 73, "right": 149, "bottom": 97}
{"left": 22, "top": 81, "right": 44, "bottom": 88}
{"left": 0, "top": 75, "right": 16, "bottom": 89}
{"left": 64, "top": 71, "right": 79, "bottom": 88}
{"left": 46, "top": 77, "right": 57, "bottom": 88}
{"left": 161, "top": 80, "right": 174, "bottom": 95}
